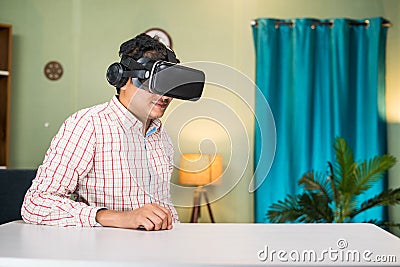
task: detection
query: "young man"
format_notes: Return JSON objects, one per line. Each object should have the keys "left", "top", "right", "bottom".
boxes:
{"left": 21, "top": 33, "right": 179, "bottom": 231}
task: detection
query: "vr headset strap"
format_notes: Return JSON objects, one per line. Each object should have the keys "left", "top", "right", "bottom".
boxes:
{"left": 121, "top": 56, "right": 144, "bottom": 70}
{"left": 122, "top": 70, "right": 149, "bottom": 79}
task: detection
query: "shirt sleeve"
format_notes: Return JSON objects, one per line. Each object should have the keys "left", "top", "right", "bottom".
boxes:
{"left": 21, "top": 111, "right": 101, "bottom": 227}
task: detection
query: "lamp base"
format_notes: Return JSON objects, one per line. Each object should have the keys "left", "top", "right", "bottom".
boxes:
{"left": 190, "top": 186, "right": 215, "bottom": 223}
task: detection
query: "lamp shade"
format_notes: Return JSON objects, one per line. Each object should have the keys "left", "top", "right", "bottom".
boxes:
{"left": 179, "top": 154, "right": 223, "bottom": 186}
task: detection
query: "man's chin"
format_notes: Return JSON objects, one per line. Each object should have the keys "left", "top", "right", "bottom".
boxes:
{"left": 149, "top": 110, "right": 166, "bottom": 119}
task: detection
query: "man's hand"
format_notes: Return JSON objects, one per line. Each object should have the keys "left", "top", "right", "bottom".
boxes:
{"left": 95, "top": 204, "right": 173, "bottom": 231}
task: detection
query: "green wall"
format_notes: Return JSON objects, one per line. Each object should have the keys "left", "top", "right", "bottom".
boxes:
{"left": 1, "top": 0, "right": 399, "bottom": 229}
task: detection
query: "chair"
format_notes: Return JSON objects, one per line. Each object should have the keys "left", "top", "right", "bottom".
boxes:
{"left": 0, "top": 169, "right": 36, "bottom": 224}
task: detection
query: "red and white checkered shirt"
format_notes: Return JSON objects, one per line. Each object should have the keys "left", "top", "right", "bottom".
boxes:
{"left": 21, "top": 96, "right": 179, "bottom": 227}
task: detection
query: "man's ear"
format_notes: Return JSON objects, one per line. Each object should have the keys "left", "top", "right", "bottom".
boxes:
{"left": 119, "top": 78, "right": 132, "bottom": 91}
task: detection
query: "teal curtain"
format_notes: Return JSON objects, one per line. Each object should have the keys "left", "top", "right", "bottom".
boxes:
{"left": 252, "top": 18, "right": 389, "bottom": 223}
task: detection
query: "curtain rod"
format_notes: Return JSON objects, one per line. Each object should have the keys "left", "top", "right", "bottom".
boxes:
{"left": 251, "top": 20, "right": 392, "bottom": 28}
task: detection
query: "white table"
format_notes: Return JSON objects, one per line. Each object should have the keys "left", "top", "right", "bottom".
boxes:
{"left": 0, "top": 221, "right": 399, "bottom": 266}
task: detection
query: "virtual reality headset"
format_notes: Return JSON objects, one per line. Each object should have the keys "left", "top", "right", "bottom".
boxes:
{"left": 106, "top": 51, "right": 205, "bottom": 101}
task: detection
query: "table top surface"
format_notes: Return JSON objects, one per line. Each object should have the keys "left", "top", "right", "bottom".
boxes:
{"left": 0, "top": 221, "right": 399, "bottom": 267}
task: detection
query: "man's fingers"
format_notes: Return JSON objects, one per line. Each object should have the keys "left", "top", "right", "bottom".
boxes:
{"left": 131, "top": 204, "right": 173, "bottom": 231}
{"left": 153, "top": 206, "right": 172, "bottom": 225}
{"left": 152, "top": 209, "right": 168, "bottom": 230}
{"left": 150, "top": 206, "right": 171, "bottom": 230}
{"left": 138, "top": 218, "right": 155, "bottom": 231}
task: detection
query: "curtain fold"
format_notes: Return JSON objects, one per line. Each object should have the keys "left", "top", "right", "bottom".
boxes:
{"left": 253, "top": 17, "right": 389, "bottom": 223}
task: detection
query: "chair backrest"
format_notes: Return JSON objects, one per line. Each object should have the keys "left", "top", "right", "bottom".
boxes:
{"left": 0, "top": 169, "right": 37, "bottom": 224}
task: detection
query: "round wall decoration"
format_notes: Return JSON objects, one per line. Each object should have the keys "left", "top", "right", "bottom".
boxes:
{"left": 44, "top": 61, "right": 63, "bottom": 81}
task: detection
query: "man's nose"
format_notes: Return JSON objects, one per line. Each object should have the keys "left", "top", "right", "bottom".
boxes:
{"left": 158, "top": 95, "right": 172, "bottom": 102}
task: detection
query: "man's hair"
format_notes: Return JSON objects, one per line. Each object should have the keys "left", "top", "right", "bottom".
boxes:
{"left": 115, "top": 33, "right": 169, "bottom": 93}
{"left": 119, "top": 33, "right": 168, "bottom": 61}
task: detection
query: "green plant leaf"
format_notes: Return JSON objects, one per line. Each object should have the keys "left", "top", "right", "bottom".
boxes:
{"left": 349, "top": 188, "right": 400, "bottom": 218}
{"left": 353, "top": 155, "right": 397, "bottom": 195}
{"left": 299, "top": 171, "right": 333, "bottom": 202}
{"left": 267, "top": 195, "right": 303, "bottom": 223}
{"left": 267, "top": 192, "right": 333, "bottom": 223}
{"left": 298, "top": 192, "right": 334, "bottom": 222}
{"left": 333, "top": 137, "right": 357, "bottom": 194}
{"left": 327, "top": 161, "right": 340, "bottom": 210}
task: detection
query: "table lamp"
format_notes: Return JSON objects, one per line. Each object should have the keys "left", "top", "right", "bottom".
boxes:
{"left": 179, "top": 153, "right": 223, "bottom": 222}
{"left": 179, "top": 153, "right": 223, "bottom": 186}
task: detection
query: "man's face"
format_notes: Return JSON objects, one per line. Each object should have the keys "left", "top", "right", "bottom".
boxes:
{"left": 125, "top": 81, "right": 173, "bottom": 121}
{"left": 146, "top": 91, "right": 173, "bottom": 120}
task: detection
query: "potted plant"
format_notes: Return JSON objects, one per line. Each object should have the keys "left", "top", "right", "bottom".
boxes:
{"left": 267, "top": 137, "right": 400, "bottom": 229}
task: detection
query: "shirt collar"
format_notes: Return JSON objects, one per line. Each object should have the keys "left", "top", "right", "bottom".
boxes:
{"left": 109, "top": 96, "right": 162, "bottom": 135}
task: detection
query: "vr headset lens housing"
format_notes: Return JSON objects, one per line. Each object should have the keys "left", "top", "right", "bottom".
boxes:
{"left": 143, "top": 61, "right": 205, "bottom": 101}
